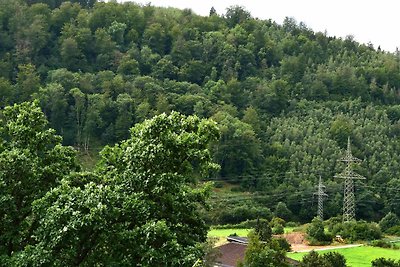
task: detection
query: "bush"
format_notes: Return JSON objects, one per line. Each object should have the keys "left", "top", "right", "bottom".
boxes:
{"left": 327, "top": 216, "right": 342, "bottom": 232}
{"left": 272, "top": 224, "right": 284, "bottom": 235}
{"left": 238, "top": 232, "right": 288, "bottom": 267}
{"left": 270, "top": 217, "right": 285, "bottom": 235}
{"left": 272, "top": 238, "right": 291, "bottom": 252}
{"left": 323, "top": 252, "right": 347, "bottom": 267}
{"left": 380, "top": 212, "right": 400, "bottom": 233}
{"left": 372, "top": 258, "right": 400, "bottom": 267}
{"left": 332, "top": 220, "right": 381, "bottom": 242}
{"left": 300, "top": 251, "right": 346, "bottom": 267}
{"left": 300, "top": 250, "right": 325, "bottom": 266}
{"left": 386, "top": 225, "right": 400, "bottom": 236}
{"left": 306, "top": 217, "right": 332, "bottom": 245}
{"left": 353, "top": 221, "right": 381, "bottom": 240}
{"left": 273, "top": 225, "right": 284, "bottom": 235}
{"left": 370, "top": 240, "right": 394, "bottom": 249}
{"left": 286, "top": 221, "right": 300, "bottom": 228}
{"left": 270, "top": 217, "right": 286, "bottom": 227}
{"left": 255, "top": 219, "right": 272, "bottom": 242}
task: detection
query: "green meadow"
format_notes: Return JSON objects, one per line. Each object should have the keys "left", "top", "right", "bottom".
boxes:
{"left": 288, "top": 246, "right": 400, "bottom": 267}
{"left": 208, "top": 228, "right": 251, "bottom": 237}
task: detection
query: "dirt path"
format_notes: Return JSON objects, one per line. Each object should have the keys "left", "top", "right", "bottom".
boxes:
{"left": 290, "top": 243, "right": 363, "bottom": 253}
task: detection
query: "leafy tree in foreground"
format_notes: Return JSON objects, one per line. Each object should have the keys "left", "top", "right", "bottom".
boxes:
{"left": 14, "top": 112, "right": 219, "bottom": 266}
{"left": 0, "top": 101, "right": 79, "bottom": 263}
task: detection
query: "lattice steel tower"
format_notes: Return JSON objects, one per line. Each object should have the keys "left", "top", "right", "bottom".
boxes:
{"left": 334, "top": 137, "right": 365, "bottom": 222}
{"left": 314, "top": 176, "right": 328, "bottom": 220}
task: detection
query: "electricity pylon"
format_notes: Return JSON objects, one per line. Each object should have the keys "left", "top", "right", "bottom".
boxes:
{"left": 314, "top": 176, "right": 328, "bottom": 220}
{"left": 334, "top": 137, "right": 365, "bottom": 222}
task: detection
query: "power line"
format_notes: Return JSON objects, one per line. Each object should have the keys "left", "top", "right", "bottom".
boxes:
{"left": 334, "top": 137, "right": 366, "bottom": 222}
{"left": 314, "top": 176, "right": 328, "bottom": 220}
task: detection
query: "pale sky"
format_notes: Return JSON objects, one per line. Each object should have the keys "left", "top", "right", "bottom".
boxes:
{"left": 116, "top": 0, "right": 400, "bottom": 52}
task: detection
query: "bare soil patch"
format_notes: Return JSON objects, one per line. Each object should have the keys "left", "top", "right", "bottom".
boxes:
{"left": 278, "top": 232, "right": 361, "bottom": 252}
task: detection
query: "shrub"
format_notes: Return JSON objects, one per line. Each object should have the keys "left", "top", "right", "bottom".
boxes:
{"left": 379, "top": 212, "right": 400, "bottom": 233}
{"left": 386, "top": 225, "right": 400, "bottom": 236}
{"left": 323, "top": 252, "right": 347, "bottom": 267}
{"left": 270, "top": 217, "right": 286, "bottom": 227}
{"left": 300, "top": 251, "right": 346, "bottom": 267}
{"left": 372, "top": 258, "right": 400, "bottom": 267}
{"left": 238, "top": 232, "right": 288, "bottom": 267}
{"left": 306, "top": 217, "right": 332, "bottom": 245}
{"left": 255, "top": 219, "right": 272, "bottom": 242}
{"left": 327, "top": 216, "right": 342, "bottom": 232}
{"left": 300, "top": 250, "right": 325, "bottom": 266}
{"left": 353, "top": 221, "right": 381, "bottom": 240}
{"left": 272, "top": 224, "right": 284, "bottom": 235}
{"left": 332, "top": 220, "right": 381, "bottom": 242}
{"left": 370, "top": 240, "right": 394, "bottom": 249}
{"left": 270, "top": 217, "right": 285, "bottom": 235}
{"left": 286, "top": 221, "right": 300, "bottom": 228}
{"left": 273, "top": 237, "right": 291, "bottom": 252}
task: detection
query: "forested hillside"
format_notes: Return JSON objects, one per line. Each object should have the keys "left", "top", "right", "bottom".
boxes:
{"left": 1, "top": 0, "right": 400, "bottom": 223}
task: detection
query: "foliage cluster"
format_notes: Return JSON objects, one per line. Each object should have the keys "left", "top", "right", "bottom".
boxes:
{"left": 0, "top": 102, "right": 219, "bottom": 266}
{"left": 0, "top": 101, "right": 79, "bottom": 261}
{"left": 306, "top": 217, "right": 333, "bottom": 245}
{"left": 270, "top": 217, "right": 286, "bottom": 234}
{"left": 331, "top": 220, "right": 382, "bottom": 242}
{"left": 386, "top": 226, "right": 400, "bottom": 236}
{"left": 300, "top": 251, "right": 346, "bottom": 267}
{"left": 372, "top": 258, "right": 400, "bottom": 267}
{"left": 236, "top": 218, "right": 291, "bottom": 266}
{"left": 370, "top": 240, "right": 399, "bottom": 250}
{"left": 379, "top": 212, "right": 400, "bottom": 233}
{"left": 238, "top": 232, "right": 290, "bottom": 267}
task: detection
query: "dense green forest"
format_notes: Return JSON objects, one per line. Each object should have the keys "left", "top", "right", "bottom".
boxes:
{"left": 1, "top": 0, "right": 400, "bottom": 226}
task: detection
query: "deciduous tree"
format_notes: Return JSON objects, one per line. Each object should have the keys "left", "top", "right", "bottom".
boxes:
{"left": 0, "top": 101, "right": 78, "bottom": 263}
{"left": 14, "top": 112, "right": 219, "bottom": 266}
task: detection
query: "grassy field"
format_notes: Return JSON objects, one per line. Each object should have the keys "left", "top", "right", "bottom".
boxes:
{"left": 208, "top": 228, "right": 251, "bottom": 237}
{"left": 288, "top": 246, "right": 400, "bottom": 267}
